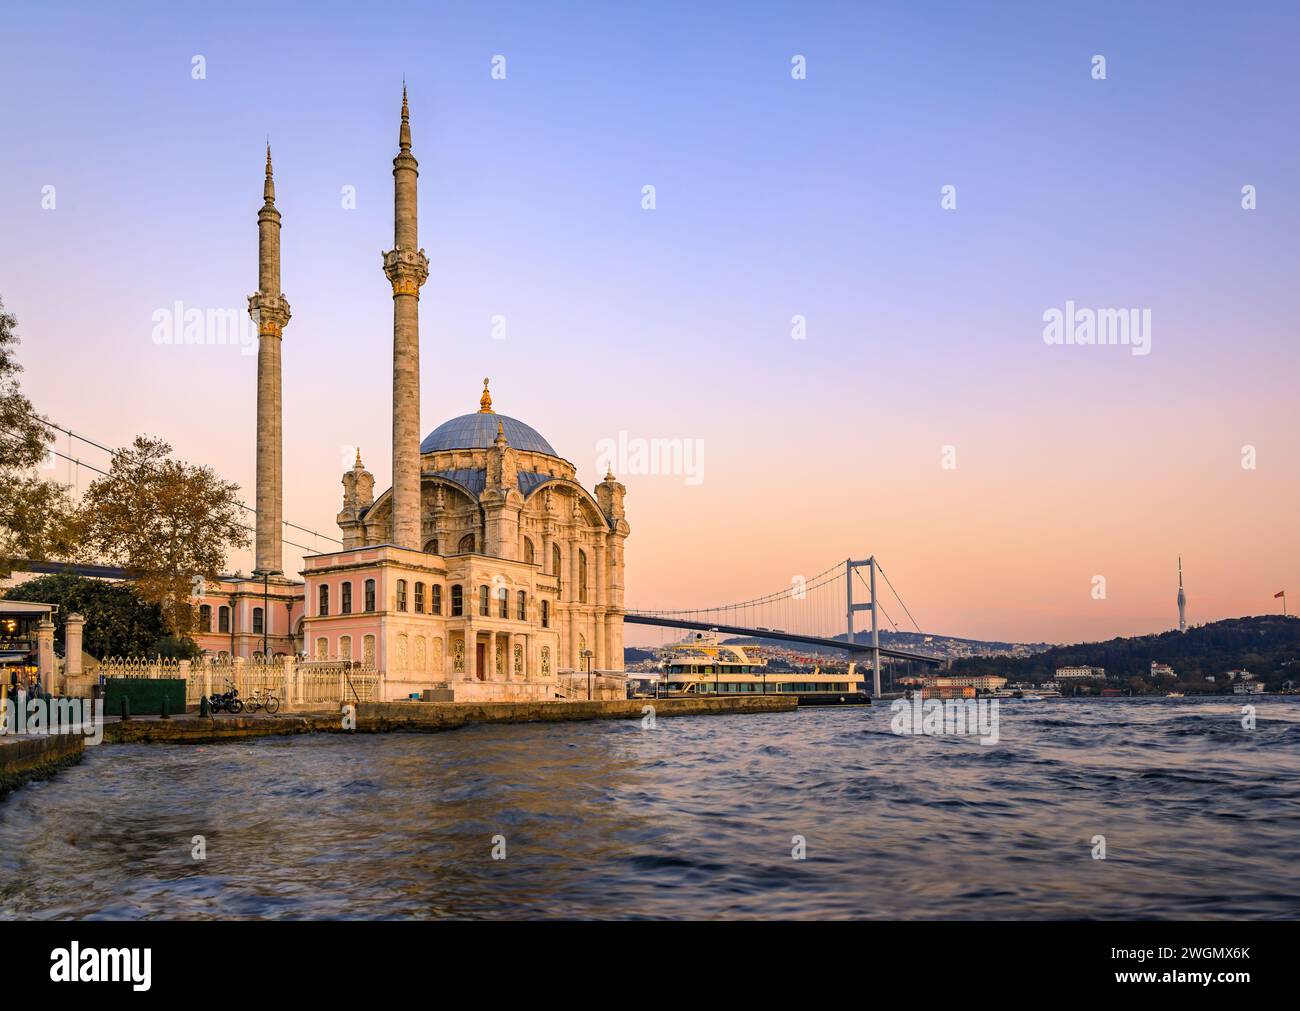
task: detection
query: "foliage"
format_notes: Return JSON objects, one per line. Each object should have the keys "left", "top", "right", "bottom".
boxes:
{"left": 78, "top": 435, "right": 249, "bottom": 636}
{"left": 949, "top": 615, "right": 1300, "bottom": 691}
{"left": 0, "top": 297, "right": 79, "bottom": 576}
{"left": 1, "top": 571, "right": 183, "bottom": 658}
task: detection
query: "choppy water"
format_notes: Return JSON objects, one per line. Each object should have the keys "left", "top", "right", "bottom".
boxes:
{"left": 1, "top": 698, "right": 1298, "bottom": 919}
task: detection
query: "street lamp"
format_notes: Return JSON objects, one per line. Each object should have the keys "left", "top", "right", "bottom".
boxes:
{"left": 252, "top": 568, "right": 280, "bottom": 660}
{"left": 581, "top": 649, "right": 594, "bottom": 699}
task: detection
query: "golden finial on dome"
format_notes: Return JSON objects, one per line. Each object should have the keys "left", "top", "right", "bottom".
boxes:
{"left": 355, "top": 448, "right": 363, "bottom": 468}
{"left": 479, "top": 377, "right": 493, "bottom": 413}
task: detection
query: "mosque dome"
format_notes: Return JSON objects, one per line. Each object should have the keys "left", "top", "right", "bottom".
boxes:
{"left": 419, "top": 379, "right": 557, "bottom": 456}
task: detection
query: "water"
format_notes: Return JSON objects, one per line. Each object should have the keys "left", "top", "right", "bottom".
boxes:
{"left": 1, "top": 698, "right": 1298, "bottom": 919}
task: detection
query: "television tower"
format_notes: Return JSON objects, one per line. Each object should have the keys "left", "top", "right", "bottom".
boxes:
{"left": 1177, "top": 556, "right": 1186, "bottom": 632}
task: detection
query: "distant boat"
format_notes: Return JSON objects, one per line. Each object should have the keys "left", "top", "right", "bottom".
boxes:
{"left": 1165, "top": 691, "right": 1185, "bottom": 698}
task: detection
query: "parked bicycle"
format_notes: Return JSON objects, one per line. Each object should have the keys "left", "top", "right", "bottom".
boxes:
{"left": 243, "top": 685, "right": 280, "bottom": 715}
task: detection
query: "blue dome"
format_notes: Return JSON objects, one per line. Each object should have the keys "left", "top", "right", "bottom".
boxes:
{"left": 420, "top": 413, "right": 557, "bottom": 456}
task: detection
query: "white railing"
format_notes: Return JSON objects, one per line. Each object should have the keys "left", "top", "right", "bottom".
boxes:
{"left": 95, "top": 656, "right": 382, "bottom": 709}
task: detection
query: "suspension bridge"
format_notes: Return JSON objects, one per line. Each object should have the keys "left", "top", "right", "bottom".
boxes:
{"left": 10, "top": 413, "right": 947, "bottom": 695}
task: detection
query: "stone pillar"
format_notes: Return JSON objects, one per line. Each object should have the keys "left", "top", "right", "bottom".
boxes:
{"left": 64, "top": 612, "right": 85, "bottom": 679}
{"left": 36, "top": 618, "right": 55, "bottom": 694}
{"left": 465, "top": 627, "right": 476, "bottom": 682}
{"left": 383, "top": 87, "right": 430, "bottom": 549}
{"left": 594, "top": 543, "right": 606, "bottom": 669}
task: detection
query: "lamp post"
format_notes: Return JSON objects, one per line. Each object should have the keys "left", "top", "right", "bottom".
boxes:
{"left": 252, "top": 568, "right": 280, "bottom": 660}
{"left": 582, "top": 648, "right": 594, "bottom": 699}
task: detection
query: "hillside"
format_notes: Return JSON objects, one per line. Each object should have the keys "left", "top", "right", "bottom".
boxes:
{"left": 948, "top": 615, "right": 1300, "bottom": 690}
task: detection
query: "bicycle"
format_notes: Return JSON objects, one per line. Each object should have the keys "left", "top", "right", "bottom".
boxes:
{"left": 243, "top": 685, "right": 281, "bottom": 715}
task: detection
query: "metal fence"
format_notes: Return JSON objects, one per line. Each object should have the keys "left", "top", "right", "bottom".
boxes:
{"left": 96, "top": 656, "right": 382, "bottom": 709}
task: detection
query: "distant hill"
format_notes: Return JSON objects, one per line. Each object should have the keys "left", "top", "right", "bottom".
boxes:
{"left": 949, "top": 615, "right": 1300, "bottom": 690}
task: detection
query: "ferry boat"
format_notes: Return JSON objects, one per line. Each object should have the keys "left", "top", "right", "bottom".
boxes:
{"left": 656, "top": 630, "right": 870, "bottom": 706}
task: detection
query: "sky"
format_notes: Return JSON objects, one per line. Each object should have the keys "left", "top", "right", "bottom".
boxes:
{"left": 1, "top": 0, "right": 1297, "bottom": 647}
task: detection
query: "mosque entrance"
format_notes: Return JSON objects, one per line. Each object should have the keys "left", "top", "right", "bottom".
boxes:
{"left": 475, "top": 643, "right": 486, "bottom": 680}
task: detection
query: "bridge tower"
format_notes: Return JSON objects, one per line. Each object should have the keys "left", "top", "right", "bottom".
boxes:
{"left": 846, "top": 557, "right": 881, "bottom": 698}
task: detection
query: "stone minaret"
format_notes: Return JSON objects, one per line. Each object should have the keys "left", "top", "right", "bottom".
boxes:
{"left": 382, "top": 86, "right": 430, "bottom": 548}
{"left": 247, "top": 144, "right": 291, "bottom": 574}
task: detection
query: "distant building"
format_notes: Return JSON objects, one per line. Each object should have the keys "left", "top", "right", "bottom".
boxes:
{"left": 1056, "top": 666, "right": 1105, "bottom": 680}
{"left": 1150, "top": 662, "right": 1175, "bottom": 679}
{"left": 923, "top": 673, "right": 1007, "bottom": 694}
{"left": 1233, "top": 682, "right": 1264, "bottom": 695}
{"left": 1227, "top": 669, "right": 1255, "bottom": 681}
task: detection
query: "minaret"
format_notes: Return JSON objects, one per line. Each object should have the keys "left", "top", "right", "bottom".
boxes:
{"left": 248, "top": 144, "right": 291, "bottom": 574}
{"left": 382, "top": 85, "right": 430, "bottom": 549}
{"left": 1177, "top": 556, "right": 1187, "bottom": 632}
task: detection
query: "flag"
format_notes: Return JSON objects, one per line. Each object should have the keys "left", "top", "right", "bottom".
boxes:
{"left": 1276, "top": 591, "right": 1286, "bottom": 598}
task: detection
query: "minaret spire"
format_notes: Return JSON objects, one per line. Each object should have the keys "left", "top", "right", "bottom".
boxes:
{"left": 383, "top": 84, "right": 430, "bottom": 549}
{"left": 249, "top": 143, "right": 291, "bottom": 575}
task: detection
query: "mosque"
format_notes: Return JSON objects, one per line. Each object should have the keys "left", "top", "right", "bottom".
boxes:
{"left": 191, "top": 90, "right": 630, "bottom": 701}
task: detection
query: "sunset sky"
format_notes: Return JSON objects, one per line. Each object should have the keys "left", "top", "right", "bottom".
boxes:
{"left": 1, "top": 1, "right": 1296, "bottom": 646}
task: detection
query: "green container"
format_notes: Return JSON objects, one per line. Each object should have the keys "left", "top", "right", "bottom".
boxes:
{"left": 104, "top": 678, "right": 185, "bottom": 717}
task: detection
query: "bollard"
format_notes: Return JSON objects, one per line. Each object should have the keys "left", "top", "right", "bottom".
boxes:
{"left": 120, "top": 696, "right": 130, "bottom": 721}
{"left": 160, "top": 694, "right": 170, "bottom": 720}
{"left": 199, "top": 694, "right": 210, "bottom": 718}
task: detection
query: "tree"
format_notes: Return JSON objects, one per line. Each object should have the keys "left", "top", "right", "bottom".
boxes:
{"left": 78, "top": 436, "right": 249, "bottom": 636}
{"left": 2, "top": 572, "right": 177, "bottom": 658}
{"left": 0, "top": 297, "right": 79, "bottom": 576}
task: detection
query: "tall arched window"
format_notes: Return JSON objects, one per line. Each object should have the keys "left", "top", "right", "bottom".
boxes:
{"left": 218, "top": 606, "right": 230, "bottom": 633}
{"left": 552, "top": 544, "right": 562, "bottom": 591}
{"left": 341, "top": 581, "right": 352, "bottom": 614}
{"left": 315, "top": 637, "right": 328, "bottom": 660}
{"left": 339, "top": 635, "right": 352, "bottom": 660}
{"left": 517, "top": 590, "right": 526, "bottom": 621}
{"left": 497, "top": 586, "right": 508, "bottom": 618}
{"left": 414, "top": 582, "right": 425, "bottom": 613}
{"left": 396, "top": 579, "right": 408, "bottom": 612}
{"left": 450, "top": 584, "right": 463, "bottom": 616}
{"left": 541, "top": 600, "right": 550, "bottom": 629}
{"left": 432, "top": 584, "right": 443, "bottom": 615}
{"left": 364, "top": 579, "right": 376, "bottom": 612}
{"left": 459, "top": 533, "right": 475, "bottom": 553}
{"left": 479, "top": 585, "right": 490, "bottom": 616}
{"left": 199, "top": 604, "right": 212, "bottom": 633}
{"left": 424, "top": 538, "right": 439, "bottom": 555}
{"left": 523, "top": 538, "right": 535, "bottom": 565}
{"left": 318, "top": 584, "right": 330, "bottom": 616}
{"left": 252, "top": 607, "right": 264, "bottom": 634}
{"left": 579, "top": 549, "right": 588, "bottom": 603}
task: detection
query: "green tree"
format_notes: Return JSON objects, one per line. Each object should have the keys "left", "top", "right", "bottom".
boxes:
{"left": 2, "top": 572, "right": 179, "bottom": 658}
{"left": 0, "top": 297, "right": 79, "bottom": 576}
{"left": 78, "top": 436, "right": 249, "bottom": 636}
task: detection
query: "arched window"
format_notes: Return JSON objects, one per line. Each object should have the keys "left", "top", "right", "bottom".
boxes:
{"left": 517, "top": 590, "right": 526, "bottom": 621}
{"left": 252, "top": 607, "right": 264, "bottom": 634}
{"left": 479, "top": 585, "right": 490, "bottom": 616}
{"left": 339, "top": 635, "right": 352, "bottom": 660}
{"left": 414, "top": 582, "right": 425, "bottom": 613}
{"left": 397, "top": 579, "right": 408, "bottom": 612}
{"left": 523, "top": 538, "right": 535, "bottom": 565}
{"left": 541, "top": 600, "right": 550, "bottom": 629}
{"left": 218, "top": 606, "right": 231, "bottom": 633}
{"left": 424, "top": 538, "right": 439, "bottom": 555}
{"left": 363, "top": 635, "right": 375, "bottom": 665}
{"left": 364, "top": 579, "right": 376, "bottom": 612}
{"left": 341, "top": 581, "right": 352, "bottom": 614}
{"left": 552, "top": 544, "right": 562, "bottom": 591}
{"left": 459, "top": 533, "right": 475, "bottom": 553}
{"left": 432, "top": 584, "right": 443, "bottom": 615}
{"left": 315, "top": 637, "right": 328, "bottom": 660}
{"left": 318, "top": 584, "right": 330, "bottom": 616}
{"left": 451, "top": 584, "right": 463, "bottom": 616}
{"left": 579, "top": 549, "right": 588, "bottom": 603}
{"left": 498, "top": 586, "right": 508, "bottom": 618}
{"left": 199, "top": 604, "right": 212, "bottom": 633}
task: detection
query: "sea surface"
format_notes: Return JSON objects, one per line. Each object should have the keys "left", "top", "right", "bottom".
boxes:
{"left": 1, "top": 698, "right": 1298, "bottom": 919}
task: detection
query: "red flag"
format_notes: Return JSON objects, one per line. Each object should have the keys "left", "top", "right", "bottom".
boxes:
{"left": 1276, "top": 591, "right": 1287, "bottom": 598}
